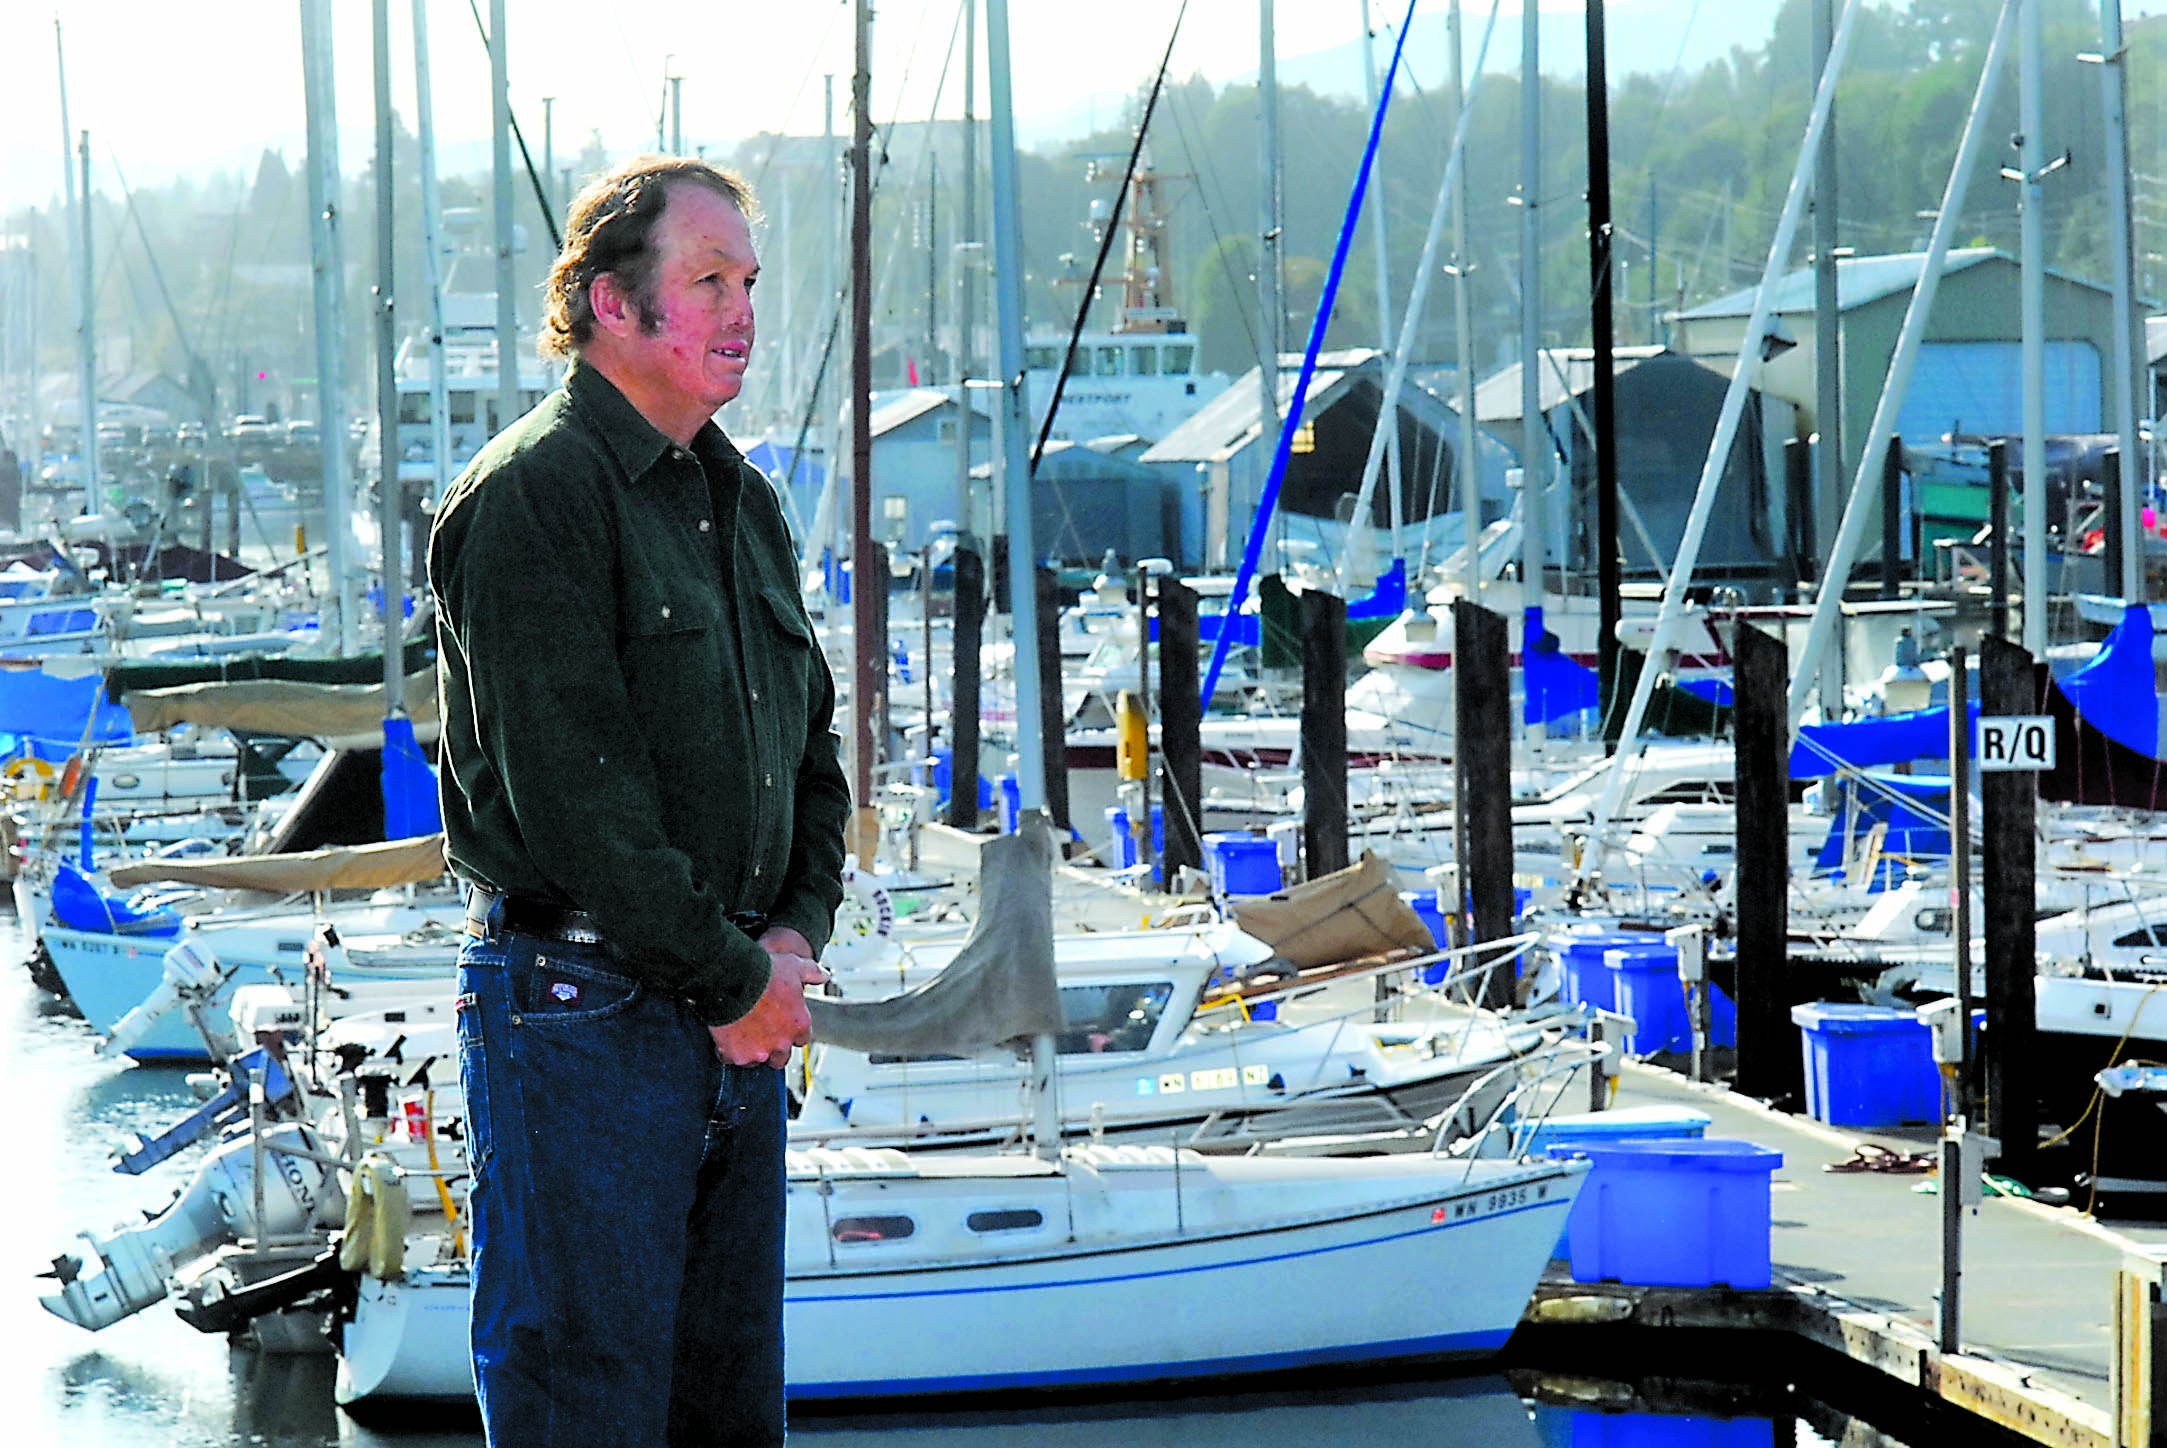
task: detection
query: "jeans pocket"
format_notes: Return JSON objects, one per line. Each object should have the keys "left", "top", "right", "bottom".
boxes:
{"left": 513, "top": 952, "right": 644, "bottom": 1026}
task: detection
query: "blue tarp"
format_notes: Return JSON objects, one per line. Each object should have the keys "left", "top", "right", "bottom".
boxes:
{"left": 2061, "top": 602, "right": 2156, "bottom": 758}
{"left": 381, "top": 716, "right": 441, "bottom": 840}
{"left": 50, "top": 860, "right": 180, "bottom": 937}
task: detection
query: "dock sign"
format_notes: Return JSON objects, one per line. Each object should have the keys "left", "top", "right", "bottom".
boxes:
{"left": 1974, "top": 715, "right": 2055, "bottom": 772}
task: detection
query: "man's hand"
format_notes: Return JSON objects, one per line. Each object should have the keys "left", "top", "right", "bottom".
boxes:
{"left": 708, "top": 927, "right": 827, "bottom": 1069}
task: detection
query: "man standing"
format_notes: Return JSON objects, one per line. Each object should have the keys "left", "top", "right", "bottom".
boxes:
{"left": 430, "top": 156, "right": 848, "bottom": 1446}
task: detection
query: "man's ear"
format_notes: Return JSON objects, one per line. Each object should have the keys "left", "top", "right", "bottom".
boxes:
{"left": 589, "top": 272, "right": 636, "bottom": 338}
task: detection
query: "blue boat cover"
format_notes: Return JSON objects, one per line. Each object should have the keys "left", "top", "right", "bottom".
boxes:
{"left": 1789, "top": 703, "right": 1975, "bottom": 778}
{"left": 0, "top": 668, "right": 135, "bottom": 762}
{"left": 1812, "top": 771, "right": 1952, "bottom": 887}
{"left": 381, "top": 715, "right": 442, "bottom": 841}
{"left": 2059, "top": 602, "right": 2156, "bottom": 758}
{"left": 1348, "top": 559, "right": 1406, "bottom": 620}
{"left": 1522, "top": 607, "right": 1598, "bottom": 726}
{"left": 50, "top": 861, "right": 181, "bottom": 937}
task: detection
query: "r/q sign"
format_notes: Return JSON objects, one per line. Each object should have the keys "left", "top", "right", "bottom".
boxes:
{"left": 1974, "top": 715, "right": 2055, "bottom": 772}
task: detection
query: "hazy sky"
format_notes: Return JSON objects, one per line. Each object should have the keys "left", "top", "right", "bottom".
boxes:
{"left": 9, "top": 0, "right": 2167, "bottom": 218}
{"left": 2, "top": 0, "right": 1738, "bottom": 215}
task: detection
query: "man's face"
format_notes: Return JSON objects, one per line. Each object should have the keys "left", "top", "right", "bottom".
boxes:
{"left": 620, "top": 183, "right": 759, "bottom": 415}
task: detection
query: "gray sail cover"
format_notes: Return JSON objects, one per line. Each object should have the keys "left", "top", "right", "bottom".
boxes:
{"left": 806, "top": 815, "right": 1060, "bottom": 1059}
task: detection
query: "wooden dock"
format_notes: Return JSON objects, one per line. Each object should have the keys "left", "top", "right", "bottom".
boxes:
{"left": 1525, "top": 1062, "right": 2167, "bottom": 1447}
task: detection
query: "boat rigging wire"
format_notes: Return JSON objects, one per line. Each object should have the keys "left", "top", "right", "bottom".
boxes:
{"left": 461, "top": 0, "right": 563, "bottom": 252}
{"left": 1202, "top": 0, "right": 1422, "bottom": 709}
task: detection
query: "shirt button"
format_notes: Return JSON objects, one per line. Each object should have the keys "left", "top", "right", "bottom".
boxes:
{"left": 673, "top": 447, "right": 691, "bottom": 461}
{"left": 750, "top": 689, "right": 760, "bottom": 702}
{"left": 661, "top": 605, "right": 672, "bottom": 620}
{"left": 699, "top": 519, "right": 712, "bottom": 532}
{"left": 764, "top": 773, "right": 773, "bottom": 787}
{"left": 754, "top": 865, "right": 763, "bottom": 877}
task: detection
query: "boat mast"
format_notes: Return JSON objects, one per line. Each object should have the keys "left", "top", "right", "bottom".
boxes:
{"left": 490, "top": 0, "right": 520, "bottom": 446}
{"left": 2019, "top": 0, "right": 2047, "bottom": 652}
{"left": 986, "top": 0, "right": 1047, "bottom": 815}
{"left": 1517, "top": 0, "right": 1545, "bottom": 747}
{"left": 1586, "top": 0, "right": 1620, "bottom": 715}
{"left": 411, "top": 0, "right": 453, "bottom": 514}
{"left": 1812, "top": 0, "right": 1843, "bottom": 714}
{"left": 1357, "top": 1, "right": 1404, "bottom": 561}
{"left": 956, "top": 2, "right": 978, "bottom": 540}
{"left": 74, "top": 131, "right": 97, "bottom": 525}
{"left": 1451, "top": 0, "right": 1480, "bottom": 601}
{"left": 2097, "top": 0, "right": 2144, "bottom": 602}
{"left": 300, "top": 0, "right": 356, "bottom": 652}
{"left": 1258, "top": 0, "right": 1283, "bottom": 439}
{"left": 373, "top": 0, "right": 404, "bottom": 709}
{"left": 851, "top": 0, "right": 879, "bottom": 819}
{"left": 56, "top": 21, "right": 97, "bottom": 523}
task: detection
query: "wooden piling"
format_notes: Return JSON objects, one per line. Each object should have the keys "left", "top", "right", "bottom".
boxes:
{"left": 945, "top": 546, "right": 983, "bottom": 830}
{"left": 1979, "top": 632, "right": 2038, "bottom": 1182}
{"left": 1300, "top": 589, "right": 1349, "bottom": 880}
{"left": 1784, "top": 435, "right": 1812, "bottom": 591}
{"left": 1732, "top": 622, "right": 1798, "bottom": 1105}
{"left": 1453, "top": 601, "right": 1516, "bottom": 1011}
{"left": 1157, "top": 576, "right": 1203, "bottom": 883}
{"left": 1033, "top": 565, "right": 1071, "bottom": 836}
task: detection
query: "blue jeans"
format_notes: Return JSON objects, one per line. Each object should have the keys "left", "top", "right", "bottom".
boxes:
{"left": 457, "top": 918, "right": 788, "bottom": 1447}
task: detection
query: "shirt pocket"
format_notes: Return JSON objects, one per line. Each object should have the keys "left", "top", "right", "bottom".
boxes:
{"left": 755, "top": 590, "right": 817, "bottom": 743}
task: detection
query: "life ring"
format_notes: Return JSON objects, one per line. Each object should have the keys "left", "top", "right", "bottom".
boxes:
{"left": 3, "top": 756, "right": 55, "bottom": 801}
{"left": 825, "top": 863, "right": 897, "bottom": 964}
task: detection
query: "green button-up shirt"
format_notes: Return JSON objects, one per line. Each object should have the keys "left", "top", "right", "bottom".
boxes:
{"left": 429, "top": 359, "right": 849, "bottom": 1025}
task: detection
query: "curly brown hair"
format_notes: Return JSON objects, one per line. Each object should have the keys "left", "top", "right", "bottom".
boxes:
{"left": 539, "top": 155, "right": 759, "bottom": 360}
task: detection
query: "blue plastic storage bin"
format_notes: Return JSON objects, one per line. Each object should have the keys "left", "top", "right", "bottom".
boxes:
{"left": 1548, "top": 1137, "right": 1783, "bottom": 1289}
{"left": 1790, "top": 1002, "right": 1967, "bottom": 1128}
{"left": 932, "top": 749, "right": 992, "bottom": 813}
{"left": 1606, "top": 946, "right": 1737, "bottom": 1055}
{"left": 997, "top": 774, "right": 1020, "bottom": 833}
{"left": 1203, "top": 832, "right": 1281, "bottom": 895}
{"left": 1554, "top": 932, "right": 1651, "bottom": 1013}
{"left": 1519, "top": 1105, "right": 1713, "bottom": 1257}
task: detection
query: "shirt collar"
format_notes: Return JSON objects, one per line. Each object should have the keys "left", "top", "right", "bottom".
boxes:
{"left": 565, "top": 357, "right": 743, "bottom": 483}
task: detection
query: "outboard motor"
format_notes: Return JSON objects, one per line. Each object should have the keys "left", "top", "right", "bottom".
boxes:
{"left": 101, "top": 939, "right": 235, "bottom": 1059}
{"left": 40, "top": 1119, "right": 340, "bottom": 1332}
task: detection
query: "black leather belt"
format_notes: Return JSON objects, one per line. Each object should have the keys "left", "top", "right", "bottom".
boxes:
{"left": 464, "top": 885, "right": 606, "bottom": 945}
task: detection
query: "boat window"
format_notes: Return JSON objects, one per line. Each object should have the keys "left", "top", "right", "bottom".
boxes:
{"left": 449, "top": 393, "right": 476, "bottom": 425}
{"left": 1056, "top": 981, "right": 1174, "bottom": 1054}
{"left": 1164, "top": 344, "right": 1193, "bottom": 375}
{"left": 1132, "top": 347, "right": 1159, "bottom": 377}
{"left": 2114, "top": 925, "right": 2167, "bottom": 948}
{"left": 1025, "top": 346, "right": 1060, "bottom": 370}
{"left": 523, "top": 390, "right": 542, "bottom": 409}
{"left": 967, "top": 1208, "right": 1043, "bottom": 1233}
{"left": 398, "top": 393, "right": 431, "bottom": 425}
{"left": 1095, "top": 346, "right": 1125, "bottom": 377}
{"left": 832, "top": 1215, "right": 915, "bottom": 1243}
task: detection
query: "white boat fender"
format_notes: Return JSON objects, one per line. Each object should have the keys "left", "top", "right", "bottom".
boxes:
{"left": 339, "top": 1153, "right": 410, "bottom": 1280}
{"left": 825, "top": 862, "right": 896, "bottom": 964}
